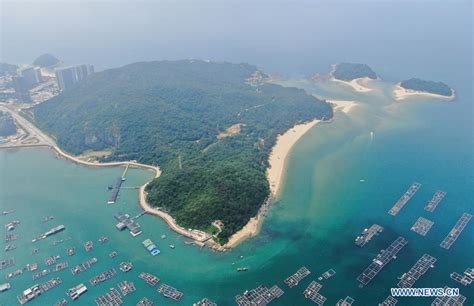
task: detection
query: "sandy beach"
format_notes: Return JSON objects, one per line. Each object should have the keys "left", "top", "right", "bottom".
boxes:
{"left": 393, "top": 84, "right": 455, "bottom": 101}
{"left": 224, "top": 99, "right": 358, "bottom": 248}
{"left": 331, "top": 77, "right": 373, "bottom": 92}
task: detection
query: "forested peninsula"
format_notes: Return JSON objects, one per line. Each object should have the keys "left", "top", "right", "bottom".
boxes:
{"left": 32, "top": 60, "right": 333, "bottom": 243}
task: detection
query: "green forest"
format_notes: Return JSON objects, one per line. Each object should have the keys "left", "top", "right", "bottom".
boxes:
{"left": 400, "top": 78, "right": 453, "bottom": 96}
{"left": 33, "top": 60, "right": 333, "bottom": 243}
{"left": 333, "top": 62, "right": 377, "bottom": 81}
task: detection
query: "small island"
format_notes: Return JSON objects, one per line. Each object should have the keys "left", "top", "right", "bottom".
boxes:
{"left": 394, "top": 78, "right": 455, "bottom": 101}
{"left": 33, "top": 53, "right": 60, "bottom": 68}
{"left": 331, "top": 63, "right": 377, "bottom": 92}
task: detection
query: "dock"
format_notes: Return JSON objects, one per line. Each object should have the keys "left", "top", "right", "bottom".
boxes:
{"left": 357, "top": 236, "right": 408, "bottom": 286}
{"left": 355, "top": 224, "right": 384, "bottom": 247}
{"left": 431, "top": 287, "right": 466, "bottom": 305}
{"left": 388, "top": 182, "right": 421, "bottom": 216}
{"left": 235, "top": 284, "right": 284, "bottom": 305}
{"left": 397, "top": 254, "right": 436, "bottom": 288}
{"left": 32, "top": 225, "right": 66, "bottom": 242}
{"left": 95, "top": 288, "right": 123, "bottom": 306}
{"left": 284, "top": 266, "right": 311, "bottom": 288}
{"left": 336, "top": 296, "right": 355, "bottom": 306}
{"left": 380, "top": 296, "right": 398, "bottom": 305}
{"left": 108, "top": 178, "right": 124, "bottom": 204}
{"left": 424, "top": 191, "right": 447, "bottom": 212}
{"left": 440, "top": 213, "right": 472, "bottom": 250}
{"left": 303, "top": 281, "right": 326, "bottom": 305}
{"left": 114, "top": 212, "right": 143, "bottom": 237}
{"left": 158, "top": 283, "right": 183, "bottom": 301}
{"left": 410, "top": 217, "right": 434, "bottom": 236}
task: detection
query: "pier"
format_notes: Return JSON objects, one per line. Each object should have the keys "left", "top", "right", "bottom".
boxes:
{"left": 303, "top": 281, "right": 326, "bottom": 305}
{"left": 424, "top": 191, "right": 447, "bottom": 212}
{"left": 284, "top": 266, "right": 311, "bottom": 288}
{"left": 235, "top": 284, "right": 284, "bottom": 305}
{"left": 108, "top": 178, "right": 124, "bottom": 204}
{"left": 397, "top": 254, "right": 436, "bottom": 288}
{"left": 355, "top": 224, "right": 384, "bottom": 247}
{"left": 410, "top": 217, "right": 434, "bottom": 236}
{"left": 357, "top": 236, "right": 408, "bottom": 286}
{"left": 388, "top": 182, "right": 421, "bottom": 216}
{"left": 431, "top": 287, "right": 466, "bottom": 305}
{"left": 439, "top": 213, "right": 472, "bottom": 250}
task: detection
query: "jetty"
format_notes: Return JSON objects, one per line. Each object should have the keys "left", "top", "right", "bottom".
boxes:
{"left": 108, "top": 178, "right": 124, "bottom": 204}
{"left": 303, "top": 281, "right": 326, "bottom": 305}
{"left": 388, "top": 182, "right": 421, "bottom": 216}
{"left": 440, "top": 213, "right": 472, "bottom": 250}
{"left": 410, "top": 217, "right": 434, "bottom": 236}
{"left": 284, "top": 266, "right": 311, "bottom": 288}
{"left": 397, "top": 254, "right": 436, "bottom": 288}
{"left": 424, "top": 190, "right": 447, "bottom": 212}
{"left": 355, "top": 224, "right": 384, "bottom": 247}
{"left": 114, "top": 212, "right": 143, "bottom": 237}
{"left": 158, "top": 283, "right": 183, "bottom": 301}
{"left": 357, "top": 236, "right": 408, "bottom": 286}
{"left": 235, "top": 284, "right": 284, "bottom": 305}
{"left": 431, "top": 286, "right": 466, "bottom": 305}
{"left": 95, "top": 288, "right": 123, "bottom": 306}
{"left": 336, "top": 296, "right": 355, "bottom": 306}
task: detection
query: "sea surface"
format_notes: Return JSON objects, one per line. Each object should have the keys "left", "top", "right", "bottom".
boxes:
{"left": 1, "top": 2, "right": 473, "bottom": 305}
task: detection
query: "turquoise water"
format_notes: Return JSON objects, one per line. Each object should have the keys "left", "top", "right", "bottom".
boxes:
{"left": 0, "top": 71, "right": 472, "bottom": 306}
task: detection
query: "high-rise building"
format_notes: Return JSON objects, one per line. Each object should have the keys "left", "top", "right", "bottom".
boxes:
{"left": 19, "top": 67, "right": 42, "bottom": 88}
{"left": 55, "top": 64, "right": 94, "bottom": 91}
{"left": 12, "top": 76, "right": 32, "bottom": 103}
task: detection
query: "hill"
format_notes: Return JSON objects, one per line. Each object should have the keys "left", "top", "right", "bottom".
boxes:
{"left": 400, "top": 78, "right": 453, "bottom": 96}
{"left": 333, "top": 63, "right": 377, "bottom": 81}
{"left": 32, "top": 60, "right": 333, "bottom": 243}
{"left": 33, "top": 54, "right": 60, "bottom": 67}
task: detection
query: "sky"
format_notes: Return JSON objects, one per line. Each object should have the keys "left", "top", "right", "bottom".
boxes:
{"left": 1, "top": 0, "right": 472, "bottom": 76}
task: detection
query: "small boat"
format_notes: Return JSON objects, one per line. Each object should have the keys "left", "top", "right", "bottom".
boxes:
{"left": 161, "top": 234, "right": 166, "bottom": 239}
{"left": 107, "top": 185, "right": 113, "bottom": 190}
{"left": 169, "top": 244, "right": 175, "bottom": 249}
{"left": 236, "top": 267, "right": 248, "bottom": 272}
{"left": 360, "top": 179, "right": 365, "bottom": 182}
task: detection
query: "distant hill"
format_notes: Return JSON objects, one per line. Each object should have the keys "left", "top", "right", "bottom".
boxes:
{"left": 333, "top": 63, "right": 377, "bottom": 81}
{"left": 33, "top": 54, "right": 60, "bottom": 67}
{"left": 33, "top": 60, "right": 333, "bottom": 243}
{"left": 0, "top": 63, "right": 17, "bottom": 76}
{"left": 400, "top": 78, "right": 453, "bottom": 96}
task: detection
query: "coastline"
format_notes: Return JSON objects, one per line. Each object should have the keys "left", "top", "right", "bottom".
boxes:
{"left": 223, "top": 99, "right": 357, "bottom": 249}
{"left": 393, "top": 84, "right": 456, "bottom": 101}
{"left": 331, "top": 77, "right": 373, "bottom": 92}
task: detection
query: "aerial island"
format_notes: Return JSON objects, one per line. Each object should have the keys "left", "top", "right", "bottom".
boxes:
{"left": 31, "top": 60, "right": 333, "bottom": 244}
{"left": 331, "top": 62, "right": 377, "bottom": 92}
{"left": 32, "top": 53, "right": 60, "bottom": 68}
{"left": 394, "top": 78, "right": 455, "bottom": 101}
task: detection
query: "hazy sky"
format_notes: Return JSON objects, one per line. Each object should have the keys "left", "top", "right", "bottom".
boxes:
{"left": 1, "top": 0, "right": 472, "bottom": 76}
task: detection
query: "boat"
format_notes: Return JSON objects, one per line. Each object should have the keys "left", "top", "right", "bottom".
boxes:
{"left": 68, "top": 283, "right": 88, "bottom": 300}
{"left": 142, "top": 239, "right": 161, "bottom": 256}
{"left": 0, "top": 282, "right": 11, "bottom": 292}
{"left": 119, "top": 262, "right": 133, "bottom": 272}
{"left": 169, "top": 244, "right": 175, "bottom": 249}
{"left": 237, "top": 267, "right": 248, "bottom": 272}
